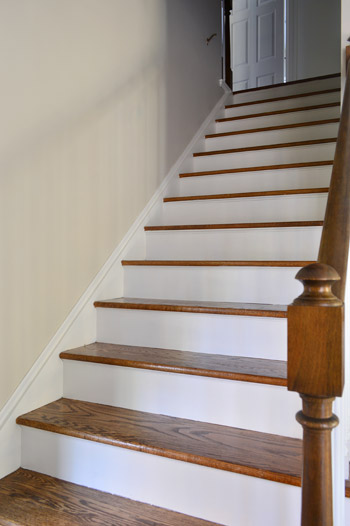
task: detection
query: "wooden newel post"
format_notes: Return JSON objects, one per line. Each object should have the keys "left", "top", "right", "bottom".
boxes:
{"left": 288, "top": 263, "right": 344, "bottom": 526}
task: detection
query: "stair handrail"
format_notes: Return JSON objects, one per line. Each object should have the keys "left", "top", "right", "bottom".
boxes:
{"left": 318, "top": 58, "right": 350, "bottom": 302}
{"left": 287, "top": 50, "right": 350, "bottom": 526}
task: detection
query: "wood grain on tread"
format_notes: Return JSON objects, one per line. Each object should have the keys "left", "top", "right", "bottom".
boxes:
{"left": 231, "top": 72, "right": 340, "bottom": 95}
{"left": 205, "top": 119, "right": 339, "bottom": 139}
{"left": 179, "top": 160, "right": 333, "bottom": 178}
{"left": 346, "top": 479, "right": 350, "bottom": 498}
{"left": 216, "top": 103, "right": 340, "bottom": 123}
{"left": 163, "top": 188, "right": 329, "bottom": 203}
{"left": 93, "top": 297, "right": 288, "bottom": 318}
{"left": 193, "top": 138, "right": 336, "bottom": 158}
{"left": 145, "top": 220, "right": 323, "bottom": 231}
{"left": 60, "top": 342, "right": 287, "bottom": 386}
{"left": 122, "top": 260, "right": 314, "bottom": 267}
{"left": 0, "top": 469, "right": 219, "bottom": 526}
{"left": 225, "top": 88, "right": 341, "bottom": 109}
{"left": 17, "top": 399, "right": 302, "bottom": 486}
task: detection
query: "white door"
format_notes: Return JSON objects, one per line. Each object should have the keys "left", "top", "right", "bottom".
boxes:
{"left": 230, "top": 0, "right": 284, "bottom": 90}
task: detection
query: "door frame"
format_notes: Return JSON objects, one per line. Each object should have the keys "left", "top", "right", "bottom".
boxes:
{"left": 285, "top": 0, "right": 297, "bottom": 81}
{"left": 222, "top": 0, "right": 233, "bottom": 89}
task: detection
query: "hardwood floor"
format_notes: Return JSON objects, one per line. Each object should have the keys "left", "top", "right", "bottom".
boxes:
{"left": 231, "top": 73, "right": 340, "bottom": 96}
{"left": 0, "top": 469, "right": 221, "bottom": 526}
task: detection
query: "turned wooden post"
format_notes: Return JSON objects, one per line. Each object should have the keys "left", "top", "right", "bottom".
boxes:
{"left": 288, "top": 263, "right": 344, "bottom": 526}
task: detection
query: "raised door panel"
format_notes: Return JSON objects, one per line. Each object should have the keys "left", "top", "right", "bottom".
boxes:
{"left": 231, "top": 0, "right": 284, "bottom": 89}
{"left": 257, "top": 73, "right": 275, "bottom": 86}
{"left": 233, "top": 0, "right": 249, "bottom": 10}
{"left": 257, "top": 10, "right": 276, "bottom": 61}
{"left": 233, "top": 19, "right": 249, "bottom": 66}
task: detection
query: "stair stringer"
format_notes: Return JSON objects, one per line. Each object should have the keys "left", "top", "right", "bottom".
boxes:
{"left": 0, "top": 83, "right": 231, "bottom": 479}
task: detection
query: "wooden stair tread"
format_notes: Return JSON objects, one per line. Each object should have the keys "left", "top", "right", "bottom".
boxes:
{"left": 225, "top": 88, "right": 341, "bottom": 109}
{"left": 205, "top": 119, "right": 339, "bottom": 139}
{"left": 60, "top": 342, "right": 287, "bottom": 386}
{"left": 216, "top": 103, "right": 340, "bottom": 124}
{"left": 0, "top": 469, "right": 219, "bottom": 526}
{"left": 163, "top": 188, "right": 329, "bottom": 203}
{"left": 17, "top": 399, "right": 302, "bottom": 486}
{"left": 231, "top": 72, "right": 340, "bottom": 95}
{"left": 193, "top": 138, "right": 336, "bottom": 158}
{"left": 122, "top": 260, "right": 314, "bottom": 267}
{"left": 179, "top": 160, "right": 333, "bottom": 178}
{"left": 93, "top": 297, "right": 288, "bottom": 318}
{"left": 144, "top": 221, "right": 323, "bottom": 231}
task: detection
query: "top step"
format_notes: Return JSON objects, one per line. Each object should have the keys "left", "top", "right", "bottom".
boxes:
{"left": 230, "top": 74, "right": 340, "bottom": 105}
{"left": 225, "top": 89, "right": 341, "bottom": 110}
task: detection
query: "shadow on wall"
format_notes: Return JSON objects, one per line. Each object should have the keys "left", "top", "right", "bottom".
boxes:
{"left": 0, "top": 0, "right": 221, "bottom": 410}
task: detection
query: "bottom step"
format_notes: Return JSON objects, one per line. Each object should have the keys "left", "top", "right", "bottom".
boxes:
{"left": 0, "top": 469, "right": 220, "bottom": 525}
{"left": 16, "top": 398, "right": 303, "bottom": 525}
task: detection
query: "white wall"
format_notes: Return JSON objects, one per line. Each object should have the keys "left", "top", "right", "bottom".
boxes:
{"left": 0, "top": 0, "right": 222, "bottom": 411}
{"left": 288, "top": 0, "right": 341, "bottom": 80}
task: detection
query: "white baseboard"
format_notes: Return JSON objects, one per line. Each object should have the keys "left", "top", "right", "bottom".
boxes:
{"left": 219, "top": 79, "right": 232, "bottom": 93}
{"left": 0, "top": 86, "right": 229, "bottom": 478}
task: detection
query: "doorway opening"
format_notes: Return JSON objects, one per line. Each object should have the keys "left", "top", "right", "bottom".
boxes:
{"left": 223, "top": 0, "right": 341, "bottom": 91}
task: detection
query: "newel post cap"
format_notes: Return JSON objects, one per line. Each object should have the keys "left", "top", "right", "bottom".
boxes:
{"left": 293, "top": 263, "right": 342, "bottom": 306}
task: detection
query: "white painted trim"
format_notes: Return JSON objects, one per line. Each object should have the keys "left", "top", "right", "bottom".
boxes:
{"left": 219, "top": 79, "right": 232, "bottom": 93}
{"left": 286, "top": 0, "right": 297, "bottom": 82}
{"left": 0, "top": 87, "right": 229, "bottom": 478}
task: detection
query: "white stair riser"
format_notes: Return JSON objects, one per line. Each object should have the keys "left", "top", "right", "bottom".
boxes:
{"left": 178, "top": 166, "right": 332, "bottom": 195}
{"left": 346, "top": 498, "right": 350, "bottom": 520}
{"left": 63, "top": 361, "right": 301, "bottom": 437}
{"left": 96, "top": 308, "right": 287, "bottom": 360}
{"left": 145, "top": 227, "right": 322, "bottom": 260}
{"left": 161, "top": 194, "right": 327, "bottom": 225}
{"left": 223, "top": 91, "right": 340, "bottom": 119}
{"left": 216, "top": 107, "right": 339, "bottom": 134}
{"left": 204, "top": 123, "right": 338, "bottom": 151}
{"left": 229, "top": 77, "right": 340, "bottom": 104}
{"left": 21, "top": 428, "right": 301, "bottom": 526}
{"left": 124, "top": 266, "right": 302, "bottom": 304}
{"left": 193, "top": 143, "right": 336, "bottom": 172}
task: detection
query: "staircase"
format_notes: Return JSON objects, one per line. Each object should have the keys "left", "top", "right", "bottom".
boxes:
{"left": 0, "top": 73, "right": 346, "bottom": 526}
